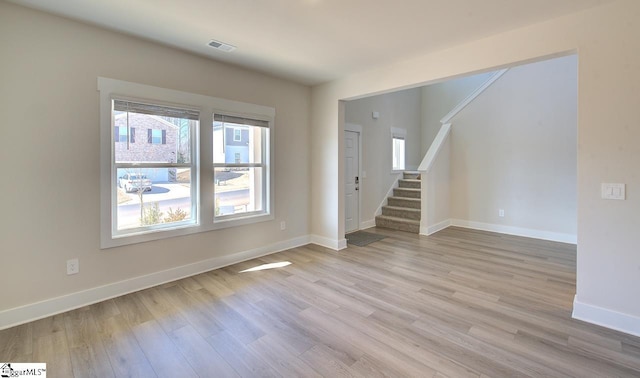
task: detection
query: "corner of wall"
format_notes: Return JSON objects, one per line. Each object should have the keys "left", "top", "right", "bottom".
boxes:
{"left": 573, "top": 296, "right": 640, "bottom": 338}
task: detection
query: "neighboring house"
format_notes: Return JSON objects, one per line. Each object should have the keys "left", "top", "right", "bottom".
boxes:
{"left": 114, "top": 113, "right": 179, "bottom": 182}
{"left": 213, "top": 123, "right": 250, "bottom": 164}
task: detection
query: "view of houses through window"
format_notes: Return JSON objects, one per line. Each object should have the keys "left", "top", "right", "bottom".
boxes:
{"left": 213, "top": 114, "right": 269, "bottom": 219}
{"left": 113, "top": 100, "right": 197, "bottom": 233}
{"left": 101, "top": 78, "right": 274, "bottom": 246}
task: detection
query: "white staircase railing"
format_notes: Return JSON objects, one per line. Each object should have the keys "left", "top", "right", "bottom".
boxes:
{"left": 417, "top": 69, "right": 508, "bottom": 235}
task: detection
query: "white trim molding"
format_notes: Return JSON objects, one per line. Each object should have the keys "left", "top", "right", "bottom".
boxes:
{"left": 573, "top": 296, "right": 640, "bottom": 337}
{"left": 310, "top": 235, "right": 347, "bottom": 251}
{"left": 0, "top": 235, "right": 310, "bottom": 331}
{"left": 418, "top": 123, "right": 451, "bottom": 172}
{"left": 344, "top": 122, "right": 363, "bottom": 133}
{"left": 375, "top": 173, "right": 402, "bottom": 217}
{"left": 360, "top": 219, "right": 376, "bottom": 229}
{"left": 440, "top": 69, "right": 508, "bottom": 124}
{"left": 421, "top": 219, "right": 451, "bottom": 236}
{"left": 450, "top": 219, "right": 577, "bottom": 244}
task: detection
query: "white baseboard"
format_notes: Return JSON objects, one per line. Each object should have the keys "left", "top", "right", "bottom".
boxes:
{"left": 421, "top": 219, "right": 451, "bottom": 235}
{"left": 360, "top": 219, "right": 376, "bottom": 229}
{"left": 572, "top": 296, "right": 640, "bottom": 337}
{"left": 310, "top": 234, "right": 347, "bottom": 251}
{"left": 450, "top": 219, "right": 577, "bottom": 244}
{"left": 0, "top": 235, "right": 311, "bottom": 331}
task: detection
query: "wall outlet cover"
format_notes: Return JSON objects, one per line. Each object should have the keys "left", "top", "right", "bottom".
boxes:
{"left": 601, "top": 183, "right": 625, "bottom": 200}
{"left": 67, "top": 258, "right": 79, "bottom": 275}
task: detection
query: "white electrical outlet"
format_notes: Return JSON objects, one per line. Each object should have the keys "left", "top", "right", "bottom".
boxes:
{"left": 498, "top": 209, "right": 505, "bottom": 217}
{"left": 280, "top": 221, "right": 286, "bottom": 230}
{"left": 67, "top": 258, "right": 79, "bottom": 275}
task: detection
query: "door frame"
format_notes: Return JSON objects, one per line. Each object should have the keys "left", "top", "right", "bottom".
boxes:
{"left": 345, "top": 123, "right": 362, "bottom": 233}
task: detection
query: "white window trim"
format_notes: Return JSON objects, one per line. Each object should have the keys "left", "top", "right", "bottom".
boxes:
{"left": 212, "top": 110, "right": 272, "bottom": 228}
{"left": 99, "top": 77, "right": 275, "bottom": 248}
{"left": 390, "top": 127, "right": 406, "bottom": 173}
{"left": 233, "top": 127, "right": 242, "bottom": 142}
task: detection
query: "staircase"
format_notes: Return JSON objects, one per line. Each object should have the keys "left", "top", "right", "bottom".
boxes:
{"left": 375, "top": 172, "right": 421, "bottom": 233}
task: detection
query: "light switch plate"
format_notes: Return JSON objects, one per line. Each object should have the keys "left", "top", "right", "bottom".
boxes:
{"left": 601, "top": 183, "right": 625, "bottom": 200}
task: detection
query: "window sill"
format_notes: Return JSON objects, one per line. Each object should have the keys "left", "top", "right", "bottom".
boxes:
{"left": 101, "top": 211, "right": 275, "bottom": 248}
{"left": 213, "top": 212, "right": 274, "bottom": 230}
{"left": 102, "top": 222, "right": 201, "bottom": 249}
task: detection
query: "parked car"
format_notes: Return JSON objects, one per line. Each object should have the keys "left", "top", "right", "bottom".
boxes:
{"left": 119, "top": 173, "right": 152, "bottom": 192}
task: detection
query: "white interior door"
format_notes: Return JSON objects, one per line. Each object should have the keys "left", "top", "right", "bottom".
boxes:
{"left": 345, "top": 130, "right": 360, "bottom": 233}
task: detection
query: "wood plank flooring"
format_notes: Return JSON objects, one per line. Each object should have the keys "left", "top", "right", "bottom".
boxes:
{"left": 2, "top": 227, "right": 640, "bottom": 377}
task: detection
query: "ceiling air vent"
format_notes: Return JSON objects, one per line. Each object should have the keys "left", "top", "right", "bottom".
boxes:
{"left": 208, "top": 39, "right": 236, "bottom": 52}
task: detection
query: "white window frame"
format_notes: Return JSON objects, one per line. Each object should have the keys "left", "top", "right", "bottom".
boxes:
{"left": 213, "top": 116, "right": 270, "bottom": 225}
{"left": 391, "top": 127, "right": 406, "bottom": 172}
{"left": 111, "top": 99, "right": 198, "bottom": 240}
{"left": 99, "top": 77, "right": 275, "bottom": 248}
{"left": 233, "top": 127, "right": 242, "bottom": 142}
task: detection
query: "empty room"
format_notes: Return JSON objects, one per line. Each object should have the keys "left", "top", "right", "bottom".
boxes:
{"left": 1, "top": 0, "right": 639, "bottom": 377}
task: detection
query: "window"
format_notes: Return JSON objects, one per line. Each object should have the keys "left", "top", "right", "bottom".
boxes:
{"left": 99, "top": 77, "right": 275, "bottom": 248}
{"left": 115, "top": 126, "right": 128, "bottom": 142}
{"left": 113, "top": 100, "right": 198, "bottom": 237}
{"left": 392, "top": 137, "right": 405, "bottom": 170}
{"left": 149, "top": 129, "right": 165, "bottom": 144}
{"left": 391, "top": 127, "right": 406, "bottom": 171}
{"left": 213, "top": 114, "right": 270, "bottom": 221}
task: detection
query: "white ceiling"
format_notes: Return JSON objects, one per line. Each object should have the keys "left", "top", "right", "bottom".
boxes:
{"left": 9, "top": 0, "right": 612, "bottom": 85}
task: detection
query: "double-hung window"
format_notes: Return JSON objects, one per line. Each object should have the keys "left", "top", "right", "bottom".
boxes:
{"left": 112, "top": 100, "right": 198, "bottom": 236}
{"left": 213, "top": 114, "right": 270, "bottom": 221}
{"left": 99, "top": 77, "right": 274, "bottom": 248}
{"left": 391, "top": 127, "right": 406, "bottom": 171}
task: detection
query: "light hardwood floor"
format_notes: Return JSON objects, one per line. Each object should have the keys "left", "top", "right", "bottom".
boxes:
{"left": 2, "top": 227, "right": 640, "bottom": 377}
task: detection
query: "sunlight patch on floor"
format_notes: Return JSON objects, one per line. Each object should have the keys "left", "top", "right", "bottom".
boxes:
{"left": 239, "top": 261, "right": 291, "bottom": 273}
